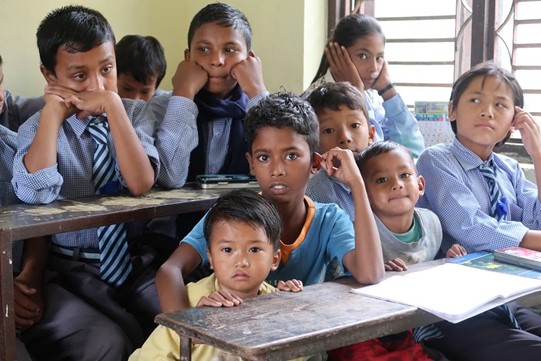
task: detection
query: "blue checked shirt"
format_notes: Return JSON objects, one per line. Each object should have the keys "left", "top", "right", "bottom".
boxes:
{"left": 417, "top": 138, "right": 540, "bottom": 254}
{"left": 151, "top": 91, "right": 269, "bottom": 189}
{"left": 0, "top": 90, "right": 45, "bottom": 131}
{"left": 12, "top": 99, "right": 159, "bottom": 248}
{"left": 306, "top": 170, "right": 356, "bottom": 221}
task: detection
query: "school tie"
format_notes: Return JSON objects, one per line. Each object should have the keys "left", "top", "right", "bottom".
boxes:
{"left": 478, "top": 161, "right": 508, "bottom": 222}
{"left": 87, "top": 119, "right": 132, "bottom": 287}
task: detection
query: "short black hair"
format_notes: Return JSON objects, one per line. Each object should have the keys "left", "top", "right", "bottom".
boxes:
{"left": 306, "top": 82, "right": 369, "bottom": 123}
{"left": 356, "top": 140, "right": 416, "bottom": 176}
{"left": 244, "top": 91, "right": 319, "bottom": 155}
{"left": 116, "top": 35, "right": 167, "bottom": 88}
{"left": 0, "top": 54, "right": 3, "bottom": 65}
{"left": 187, "top": 2, "right": 252, "bottom": 50}
{"left": 37, "top": 5, "right": 115, "bottom": 75}
{"left": 203, "top": 189, "right": 281, "bottom": 251}
{"left": 449, "top": 62, "right": 523, "bottom": 148}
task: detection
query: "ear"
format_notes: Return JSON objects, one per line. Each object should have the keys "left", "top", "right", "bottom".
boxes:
{"left": 417, "top": 174, "right": 426, "bottom": 196}
{"left": 206, "top": 248, "right": 214, "bottom": 270}
{"left": 448, "top": 101, "right": 456, "bottom": 122}
{"left": 368, "top": 125, "right": 376, "bottom": 145}
{"left": 40, "top": 64, "right": 56, "bottom": 85}
{"left": 184, "top": 49, "right": 191, "bottom": 61}
{"left": 312, "top": 152, "right": 323, "bottom": 173}
{"left": 271, "top": 249, "right": 281, "bottom": 271}
{"left": 246, "top": 152, "right": 255, "bottom": 176}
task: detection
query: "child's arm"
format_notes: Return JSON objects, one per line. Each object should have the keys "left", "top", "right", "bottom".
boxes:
{"left": 324, "top": 42, "right": 363, "bottom": 90}
{"left": 48, "top": 86, "right": 155, "bottom": 195}
{"left": 514, "top": 106, "right": 541, "bottom": 198}
{"left": 320, "top": 147, "right": 385, "bottom": 284}
{"left": 231, "top": 51, "right": 267, "bottom": 99}
{"left": 171, "top": 59, "right": 208, "bottom": 99}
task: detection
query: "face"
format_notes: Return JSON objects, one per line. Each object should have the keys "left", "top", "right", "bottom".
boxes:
{"left": 318, "top": 105, "right": 375, "bottom": 154}
{"left": 0, "top": 65, "right": 4, "bottom": 114}
{"left": 247, "top": 126, "right": 314, "bottom": 206}
{"left": 363, "top": 149, "right": 425, "bottom": 221}
{"left": 117, "top": 72, "right": 157, "bottom": 101}
{"left": 41, "top": 41, "right": 117, "bottom": 93}
{"left": 187, "top": 22, "right": 249, "bottom": 98}
{"left": 345, "top": 33, "right": 385, "bottom": 89}
{"left": 207, "top": 220, "right": 280, "bottom": 298}
{"left": 450, "top": 75, "right": 515, "bottom": 160}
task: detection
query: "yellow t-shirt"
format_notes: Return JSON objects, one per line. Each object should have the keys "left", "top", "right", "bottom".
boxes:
{"left": 129, "top": 274, "right": 305, "bottom": 361}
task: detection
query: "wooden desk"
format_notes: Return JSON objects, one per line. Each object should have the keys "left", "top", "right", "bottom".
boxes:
{"left": 156, "top": 281, "right": 439, "bottom": 361}
{"left": 0, "top": 187, "right": 229, "bottom": 361}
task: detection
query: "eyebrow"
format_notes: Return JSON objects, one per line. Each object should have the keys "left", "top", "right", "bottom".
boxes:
{"left": 66, "top": 56, "right": 115, "bottom": 71}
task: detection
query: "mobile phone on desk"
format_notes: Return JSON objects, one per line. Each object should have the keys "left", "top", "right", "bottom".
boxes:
{"left": 196, "top": 174, "right": 259, "bottom": 189}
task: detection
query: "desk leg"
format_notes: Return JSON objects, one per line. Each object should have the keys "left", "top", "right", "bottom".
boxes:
{"left": 180, "top": 336, "right": 192, "bottom": 361}
{"left": 0, "top": 230, "right": 16, "bottom": 361}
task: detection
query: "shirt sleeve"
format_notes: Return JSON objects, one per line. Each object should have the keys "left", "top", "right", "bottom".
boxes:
{"left": 504, "top": 159, "right": 541, "bottom": 231}
{"left": 128, "top": 325, "right": 180, "bottom": 361}
{"left": 379, "top": 93, "right": 425, "bottom": 158}
{"left": 11, "top": 113, "right": 64, "bottom": 204}
{"left": 417, "top": 148, "right": 528, "bottom": 253}
{"left": 179, "top": 213, "right": 209, "bottom": 265}
{"left": 325, "top": 205, "right": 356, "bottom": 267}
{"left": 153, "top": 95, "right": 198, "bottom": 189}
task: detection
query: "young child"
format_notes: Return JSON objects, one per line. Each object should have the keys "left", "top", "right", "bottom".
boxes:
{"left": 309, "top": 14, "right": 424, "bottom": 158}
{"left": 11, "top": 5, "right": 160, "bottom": 358}
{"left": 417, "top": 62, "right": 541, "bottom": 360}
{"left": 305, "top": 82, "right": 375, "bottom": 221}
{"left": 151, "top": 2, "right": 268, "bottom": 189}
{"left": 156, "top": 91, "right": 384, "bottom": 312}
{"left": 130, "top": 189, "right": 304, "bottom": 360}
{"left": 0, "top": 54, "right": 44, "bottom": 131}
{"left": 116, "top": 34, "right": 167, "bottom": 101}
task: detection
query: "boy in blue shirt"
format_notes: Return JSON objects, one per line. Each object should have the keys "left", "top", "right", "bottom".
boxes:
{"left": 156, "top": 91, "right": 384, "bottom": 312}
{"left": 12, "top": 5, "right": 160, "bottom": 358}
{"left": 116, "top": 35, "right": 167, "bottom": 102}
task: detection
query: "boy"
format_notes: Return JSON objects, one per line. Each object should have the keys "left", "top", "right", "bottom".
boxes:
{"left": 305, "top": 82, "right": 375, "bottom": 221}
{"left": 116, "top": 34, "right": 167, "bottom": 101}
{"left": 0, "top": 54, "right": 44, "bottom": 131}
{"left": 12, "top": 5, "right": 160, "bottom": 357}
{"left": 156, "top": 91, "right": 384, "bottom": 312}
{"left": 417, "top": 63, "right": 541, "bottom": 360}
{"left": 151, "top": 2, "right": 268, "bottom": 189}
{"left": 130, "top": 189, "right": 304, "bottom": 360}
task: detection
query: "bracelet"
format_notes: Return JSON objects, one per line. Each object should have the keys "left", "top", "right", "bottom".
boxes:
{"left": 378, "top": 83, "right": 396, "bottom": 96}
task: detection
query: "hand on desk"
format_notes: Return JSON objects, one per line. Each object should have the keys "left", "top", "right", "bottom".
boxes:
{"left": 385, "top": 258, "right": 408, "bottom": 272}
{"left": 446, "top": 244, "right": 467, "bottom": 258}
{"left": 13, "top": 276, "right": 43, "bottom": 332}
{"left": 196, "top": 289, "right": 243, "bottom": 308}
{"left": 276, "top": 279, "right": 303, "bottom": 292}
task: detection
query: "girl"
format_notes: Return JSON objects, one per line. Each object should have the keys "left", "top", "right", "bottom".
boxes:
{"left": 309, "top": 14, "right": 424, "bottom": 158}
{"left": 417, "top": 62, "right": 541, "bottom": 361}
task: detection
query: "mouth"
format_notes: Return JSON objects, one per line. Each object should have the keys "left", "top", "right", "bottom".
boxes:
{"left": 233, "top": 272, "right": 249, "bottom": 280}
{"left": 268, "top": 183, "right": 288, "bottom": 195}
{"left": 475, "top": 123, "right": 494, "bottom": 130}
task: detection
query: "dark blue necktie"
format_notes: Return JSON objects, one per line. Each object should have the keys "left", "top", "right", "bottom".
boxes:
{"left": 479, "top": 161, "right": 507, "bottom": 221}
{"left": 88, "top": 120, "right": 132, "bottom": 287}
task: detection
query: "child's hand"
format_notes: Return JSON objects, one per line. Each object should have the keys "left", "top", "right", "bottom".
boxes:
{"left": 43, "top": 85, "right": 78, "bottom": 120}
{"left": 276, "top": 279, "right": 303, "bottom": 292}
{"left": 58, "top": 89, "right": 120, "bottom": 119}
{"left": 513, "top": 106, "right": 541, "bottom": 162}
{"left": 171, "top": 59, "right": 208, "bottom": 99}
{"left": 325, "top": 42, "right": 364, "bottom": 91}
{"left": 446, "top": 244, "right": 467, "bottom": 258}
{"left": 372, "top": 60, "right": 392, "bottom": 92}
{"left": 13, "top": 278, "right": 43, "bottom": 332}
{"left": 231, "top": 51, "right": 266, "bottom": 99}
{"left": 196, "top": 289, "right": 243, "bottom": 308}
{"left": 319, "top": 147, "right": 362, "bottom": 188}
{"left": 385, "top": 258, "right": 408, "bottom": 272}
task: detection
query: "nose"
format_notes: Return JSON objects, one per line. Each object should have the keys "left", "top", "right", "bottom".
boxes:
{"left": 480, "top": 105, "right": 495, "bottom": 119}
{"left": 210, "top": 51, "right": 225, "bottom": 67}
{"left": 338, "top": 128, "right": 353, "bottom": 147}
{"left": 235, "top": 251, "right": 249, "bottom": 268}
{"left": 391, "top": 178, "right": 404, "bottom": 191}
{"left": 87, "top": 74, "right": 105, "bottom": 91}
{"left": 270, "top": 159, "right": 285, "bottom": 178}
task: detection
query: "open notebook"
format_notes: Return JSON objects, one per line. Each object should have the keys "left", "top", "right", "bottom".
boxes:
{"left": 352, "top": 263, "right": 541, "bottom": 323}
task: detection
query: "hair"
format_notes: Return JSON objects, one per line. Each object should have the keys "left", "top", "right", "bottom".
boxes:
{"left": 449, "top": 62, "right": 523, "bottom": 148}
{"left": 244, "top": 91, "right": 319, "bottom": 155}
{"left": 36, "top": 5, "right": 115, "bottom": 75}
{"left": 356, "top": 140, "right": 415, "bottom": 176}
{"left": 311, "top": 14, "right": 384, "bottom": 84}
{"left": 306, "top": 82, "right": 369, "bottom": 122}
{"left": 187, "top": 2, "right": 252, "bottom": 50}
{"left": 0, "top": 54, "right": 3, "bottom": 65}
{"left": 115, "top": 35, "right": 167, "bottom": 88}
{"left": 203, "top": 189, "right": 282, "bottom": 251}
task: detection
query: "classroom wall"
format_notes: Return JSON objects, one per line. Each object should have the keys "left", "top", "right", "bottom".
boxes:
{"left": 0, "top": 0, "right": 326, "bottom": 97}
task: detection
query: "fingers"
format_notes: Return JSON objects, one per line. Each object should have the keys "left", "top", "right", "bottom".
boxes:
{"left": 277, "top": 279, "right": 303, "bottom": 292}
{"left": 385, "top": 258, "right": 408, "bottom": 272}
{"left": 196, "top": 289, "right": 243, "bottom": 308}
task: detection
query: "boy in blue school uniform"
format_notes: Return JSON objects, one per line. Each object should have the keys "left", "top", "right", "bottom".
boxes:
{"left": 116, "top": 35, "right": 167, "bottom": 102}
{"left": 11, "top": 5, "right": 160, "bottom": 359}
{"left": 417, "top": 62, "right": 541, "bottom": 361}
{"left": 156, "top": 91, "right": 385, "bottom": 313}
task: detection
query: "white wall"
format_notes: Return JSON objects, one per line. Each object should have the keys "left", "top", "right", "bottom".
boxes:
{"left": 0, "top": 0, "right": 326, "bottom": 96}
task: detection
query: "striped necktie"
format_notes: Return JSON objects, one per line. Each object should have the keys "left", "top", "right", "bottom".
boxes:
{"left": 478, "top": 161, "right": 507, "bottom": 222}
{"left": 87, "top": 120, "right": 132, "bottom": 287}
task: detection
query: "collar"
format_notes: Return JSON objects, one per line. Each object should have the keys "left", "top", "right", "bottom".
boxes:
{"left": 449, "top": 137, "right": 496, "bottom": 171}
{"left": 280, "top": 195, "right": 316, "bottom": 264}
{"left": 67, "top": 114, "right": 106, "bottom": 139}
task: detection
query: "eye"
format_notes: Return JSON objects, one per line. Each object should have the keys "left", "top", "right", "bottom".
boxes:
{"left": 286, "top": 153, "right": 299, "bottom": 160}
{"left": 322, "top": 128, "right": 334, "bottom": 134}
{"left": 376, "top": 177, "right": 387, "bottom": 184}
{"left": 400, "top": 172, "right": 412, "bottom": 179}
{"left": 221, "top": 247, "right": 232, "bottom": 253}
{"left": 73, "top": 73, "right": 86, "bottom": 81}
{"left": 225, "top": 47, "right": 236, "bottom": 53}
{"left": 470, "top": 98, "right": 480, "bottom": 104}
{"left": 351, "top": 123, "right": 362, "bottom": 129}
{"left": 249, "top": 247, "right": 262, "bottom": 253}
{"left": 358, "top": 53, "right": 368, "bottom": 60}
{"left": 102, "top": 65, "right": 114, "bottom": 74}
{"left": 256, "top": 154, "right": 269, "bottom": 162}
{"left": 495, "top": 102, "right": 508, "bottom": 109}
{"left": 376, "top": 55, "right": 385, "bottom": 62}
{"left": 197, "top": 47, "right": 209, "bottom": 53}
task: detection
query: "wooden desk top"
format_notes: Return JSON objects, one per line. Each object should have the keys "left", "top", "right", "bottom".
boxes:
{"left": 156, "top": 281, "right": 438, "bottom": 361}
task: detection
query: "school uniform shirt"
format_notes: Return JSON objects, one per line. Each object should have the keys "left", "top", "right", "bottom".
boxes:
{"left": 128, "top": 274, "right": 301, "bottom": 361}
{"left": 417, "top": 138, "right": 541, "bottom": 254}
{"left": 150, "top": 91, "right": 268, "bottom": 189}
{"left": 0, "top": 90, "right": 44, "bottom": 131}
{"left": 182, "top": 196, "right": 356, "bottom": 286}
{"left": 309, "top": 70, "right": 425, "bottom": 158}
{"left": 376, "top": 208, "right": 442, "bottom": 265}
{"left": 11, "top": 98, "right": 159, "bottom": 249}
